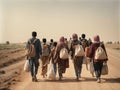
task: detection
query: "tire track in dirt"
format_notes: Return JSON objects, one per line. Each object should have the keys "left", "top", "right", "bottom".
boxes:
{"left": 0, "top": 49, "right": 26, "bottom": 68}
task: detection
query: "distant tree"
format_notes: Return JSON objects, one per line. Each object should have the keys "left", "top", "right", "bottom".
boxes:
{"left": 6, "top": 41, "right": 10, "bottom": 44}
{"left": 110, "top": 41, "right": 112, "bottom": 44}
{"left": 106, "top": 41, "right": 113, "bottom": 44}
{"left": 117, "top": 41, "right": 119, "bottom": 44}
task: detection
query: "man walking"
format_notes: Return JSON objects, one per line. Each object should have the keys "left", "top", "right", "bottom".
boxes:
{"left": 26, "top": 31, "right": 42, "bottom": 82}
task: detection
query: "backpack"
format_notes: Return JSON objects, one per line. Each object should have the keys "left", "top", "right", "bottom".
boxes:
{"left": 42, "top": 44, "right": 50, "bottom": 56}
{"left": 94, "top": 45, "right": 107, "bottom": 60}
{"left": 75, "top": 44, "right": 85, "bottom": 57}
{"left": 59, "top": 47, "right": 69, "bottom": 59}
{"left": 26, "top": 39, "right": 37, "bottom": 58}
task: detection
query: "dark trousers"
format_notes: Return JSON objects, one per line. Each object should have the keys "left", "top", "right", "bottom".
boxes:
{"left": 74, "top": 56, "right": 83, "bottom": 77}
{"left": 29, "top": 58, "right": 39, "bottom": 77}
{"left": 53, "top": 63, "right": 57, "bottom": 74}
{"left": 93, "top": 62, "right": 103, "bottom": 79}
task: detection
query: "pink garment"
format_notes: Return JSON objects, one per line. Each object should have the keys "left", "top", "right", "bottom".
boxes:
{"left": 94, "top": 35, "right": 100, "bottom": 43}
{"left": 58, "top": 36, "right": 64, "bottom": 46}
{"left": 59, "top": 36, "right": 64, "bottom": 43}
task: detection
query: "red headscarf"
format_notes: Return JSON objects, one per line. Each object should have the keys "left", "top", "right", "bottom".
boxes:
{"left": 94, "top": 35, "right": 100, "bottom": 43}
{"left": 59, "top": 36, "right": 64, "bottom": 43}
{"left": 58, "top": 36, "right": 65, "bottom": 47}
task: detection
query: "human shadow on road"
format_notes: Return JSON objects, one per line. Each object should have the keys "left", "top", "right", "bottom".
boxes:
{"left": 37, "top": 77, "right": 96, "bottom": 83}
{"left": 101, "top": 77, "right": 120, "bottom": 83}
{"left": 37, "top": 77, "right": 120, "bottom": 83}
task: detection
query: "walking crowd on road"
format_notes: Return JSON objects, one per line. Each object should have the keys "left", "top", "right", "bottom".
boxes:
{"left": 25, "top": 31, "right": 108, "bottom": 83}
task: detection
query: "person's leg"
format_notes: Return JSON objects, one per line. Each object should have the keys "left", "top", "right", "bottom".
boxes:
{"left": 41, "top": 56, "right": 47, "bottom": 78}
{"left": 93, "top": 62, "right": 101, "bottom": 83}
{"left": 58, "top": 72, "right": 62, "bottom": 80}
{"left": 34, "top": 59, "right": 39, "bottom": 81}
{"left": 29, "top": 59, "right": 34, "bottom": 81}
{"left": 53, "top": 63, "right": 57, "bottom": 74}
{"left": 78, "top": 57, "right": 83, "bottom": 78}
{"left": 58, "top": 66, "right": 62, "bottom": 80}
{"left": 73, "top": 59, "right": 79, "bottom": 80}
{"left": 34, "top": 59, "right": 39, "bottom": 75}
{"left": 97, "top": 62, "right": 103, "bottom": 82}
{"left": 93, "top": 62, "right": 99, "bottom": 78}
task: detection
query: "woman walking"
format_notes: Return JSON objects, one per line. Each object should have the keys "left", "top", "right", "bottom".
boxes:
{"left": 54, "top": 36, "right": 69, "bottom": 80}
{"left": 49, "top": 42, "right": 57, "bottom": 74}
{"left": 70, "top": 33, "right": 84, "bottom": 81}
{"left": 89, "top": 35, "right": 108, "bottom": 83}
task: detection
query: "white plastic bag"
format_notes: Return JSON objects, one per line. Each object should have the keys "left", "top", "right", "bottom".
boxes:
{"left": 47, "top": 63, "right": 56, "bottom": 80}
{"left": 75, "top": 44, "right": 84, "bottom": 56}
{"left": 94, "top": 46, "right": 107, "bottom": 60}
{"left": 83, "top": 57, "right": 89, "bottom": 70}
{"left": 60, "top": 48, "right": 69, "bottom": 59}
{"left": 89, "top": 61, "right": 94, "bottom": 74}
{"left": 24, "top": 60, "right": 30, "bottom": 72}
{"left": 101, "top": 63, "right": 108, "bottom": 75}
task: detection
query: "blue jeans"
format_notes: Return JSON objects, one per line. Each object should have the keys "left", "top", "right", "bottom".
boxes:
{"left": 29, "top": 58, "right": 39, "bottom": 77}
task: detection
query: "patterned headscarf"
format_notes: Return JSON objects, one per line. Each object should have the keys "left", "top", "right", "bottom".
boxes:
{"left": 59, "top": 36, "right": 64, "bottom": 43}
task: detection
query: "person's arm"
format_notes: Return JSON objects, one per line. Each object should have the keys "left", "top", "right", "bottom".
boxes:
{"left": 70, "top": 42, "right": 74, "bottom": 58}
{"left": 53, "top": 45, "right": 59, "bottom": 63}
{"left": 88, "top": 44, "right": 94, "bottom": 59}
{"left": 38, "top": 39, "right": 42, "bottom": 58}
{"left": 49, "top": 48, "right": 54, "bottom": 61}
{"left": 48, "top": 44, "right": 51, "bottom": 54}
{"left": 26, "top": 39, "right": 30, "bottom": 59}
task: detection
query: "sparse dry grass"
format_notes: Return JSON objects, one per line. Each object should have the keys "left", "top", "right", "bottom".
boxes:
{"left": 0, "top": 43, "right": 25, "bottom": 50}
{"left": 105, "top": 44, "right": 120, "bottom": 50}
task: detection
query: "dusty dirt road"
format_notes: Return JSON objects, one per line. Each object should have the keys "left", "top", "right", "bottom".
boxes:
{"left": 10, "top": 45, "right": 120, "bottom": 90}
{"left": 0, "top": 44, "right": 26, "bottom": 89}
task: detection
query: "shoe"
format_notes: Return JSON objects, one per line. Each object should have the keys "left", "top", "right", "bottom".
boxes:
{"left": 34, "top": 78, "right": 38, "bottom": 82}
{"left": 97, "top": 78, "right": 101, "bottom": 83}
{"left": 34, "top": 75, "right": 38, "bottom": 82}
{"left": 59, "top": 76, "right": 62, "bottom": 81}
{"left": 79, "top": 74, "right": 81, "bottom": 78}
{"left": 76, "top": 76, "right": 79, "bottom": 81}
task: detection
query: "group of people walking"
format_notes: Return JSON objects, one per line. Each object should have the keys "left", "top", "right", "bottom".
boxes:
{"left": 26, "top": 31, "right": 108, "bottom": 83}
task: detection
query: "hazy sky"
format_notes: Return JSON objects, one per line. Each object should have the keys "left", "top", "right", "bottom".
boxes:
{"left": 0, "top": 0, "right": 120, "bottom": 43}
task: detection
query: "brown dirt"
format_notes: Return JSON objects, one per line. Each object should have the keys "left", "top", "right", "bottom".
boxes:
{"left": 0, "top": 43, "right": 26, "bottom": 90}
{"left": 0, "top": 44, "right": 120, "bottom": 90}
